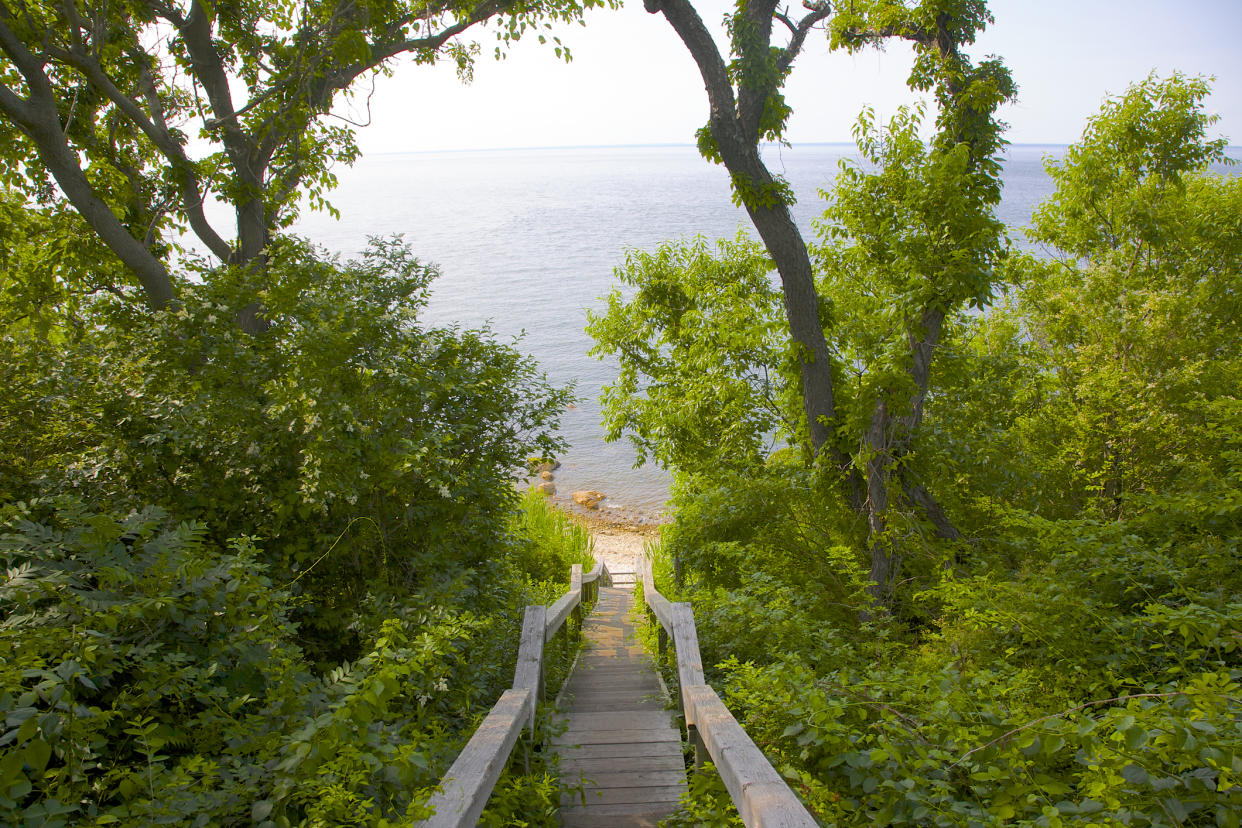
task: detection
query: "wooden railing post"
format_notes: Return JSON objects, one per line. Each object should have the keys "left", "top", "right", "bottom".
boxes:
{"left": 513, "top": 604, "right": 546, "bottom": 735}
{"left": 570, "top": 564, "right": 583, "bottom": 643}
{"left": 419, "top": 688, "right": 534, "bottom": 828}
{"left": 422, "top": 561, "right": 607, "bottom": 827}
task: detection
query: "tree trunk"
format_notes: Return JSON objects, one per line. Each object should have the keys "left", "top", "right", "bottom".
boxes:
{"left": 862, "top": 307, "right": 962, "bottom": 601}
{"left": 646, "top": 0, "right": 840, "bottom": 461}
{"left": 743, "top": 185, "right": 837, "bottom": 454}
{"left": 901, "top": 477, "right": 961, "bottom": 541}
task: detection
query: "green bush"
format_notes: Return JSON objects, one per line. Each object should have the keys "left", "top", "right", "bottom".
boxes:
{"left": 651, "top": 75, "right": 1242, "bottom": 826}
{"left": 1, "top": 236, "right": 570, "bottom": 665}
{"left": 0, "top": 231, "right": 592, "bottom": 824}
{"left": 0, "top": 500, "right": 499, "bottom": 826}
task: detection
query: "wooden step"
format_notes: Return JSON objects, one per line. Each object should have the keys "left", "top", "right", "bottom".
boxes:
{"left": 553, "top": 587, "right": 686, "bottom": 826}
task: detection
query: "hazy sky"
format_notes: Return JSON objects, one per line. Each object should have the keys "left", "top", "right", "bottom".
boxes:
{"left": 342, "top": 0, "right": 1242, "bottom": 154}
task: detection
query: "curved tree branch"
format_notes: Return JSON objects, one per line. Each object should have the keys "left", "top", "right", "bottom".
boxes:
{"left": 776, "top": 2, "right": 831, "bottom": 74}
{"left": 0, "top": 13, "right": 177, "bottom": 308}
{"left": 646, "top": 0, "right": 841, "bottom": 462}
{"left": 45, "top": 32, "right": 233, "bottom": 261}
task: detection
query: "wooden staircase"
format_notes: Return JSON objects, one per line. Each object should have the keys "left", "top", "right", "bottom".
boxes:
{"left": 419, "top": 558, "right": 817, "bottom": 828}
{"left": 554, "top": 586, "right": 685, "bottom": 826}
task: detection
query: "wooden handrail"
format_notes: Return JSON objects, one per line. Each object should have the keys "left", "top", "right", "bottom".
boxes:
{"left": 419, "top": 559, "right": 608, "bottom": 827}
{"left": 639, "top": 556, "right": 818, "bottom": 828}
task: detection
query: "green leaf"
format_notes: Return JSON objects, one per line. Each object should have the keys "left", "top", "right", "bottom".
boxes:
{"left": 25, "top": 739, "right": 51, "bottom": 773}
{"left": 0, "top": 750, "right": 25, "bottom": 787}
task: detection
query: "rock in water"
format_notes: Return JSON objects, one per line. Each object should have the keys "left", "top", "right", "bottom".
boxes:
{"left": 573, "top": 490, "right": 606, "bottom": 509}
{"left": 527, "top": 457, "right": 562, "bottom": 474}
{"left": 540, "top": 470, "right": 555, "bottom": 481}
{"left": 536, "top": 482, "right": 556, "bottom": 496}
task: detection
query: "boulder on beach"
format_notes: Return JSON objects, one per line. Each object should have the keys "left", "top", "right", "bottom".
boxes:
{"left": 536, "top": 481, "right": 556, "bottom": 496}
{"left": 540, "top": 470, "right": 554, "bottom": 481}
{"left": 573, "top": 490, "right": 606, "bottom": 509}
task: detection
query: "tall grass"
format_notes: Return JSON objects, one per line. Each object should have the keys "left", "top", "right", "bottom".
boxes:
{"left": 511, "top": 488, "right": 595, "bottom": 586}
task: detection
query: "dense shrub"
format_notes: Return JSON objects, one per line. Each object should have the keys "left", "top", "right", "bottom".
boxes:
{"left": 0, "top": 233, "right": 595, "bottom": 824}
{"left": 1, "top": 237, "right": 569, "bottom": 664}
{"left": 0, "top": 500, "right": 488, "bottom": 826}
{"left": 0, "top": 492, "right": 596, "bottom": 826}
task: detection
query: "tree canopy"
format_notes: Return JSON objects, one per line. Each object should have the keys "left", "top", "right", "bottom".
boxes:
{"left": 0, "top": 0, "right": 612, "bottom": 325}
{"left": 635, "top": 73, "right": 1242, "bottom": 826}
{"left": 597, "top": 0, "right": 1014, "bottom": 602}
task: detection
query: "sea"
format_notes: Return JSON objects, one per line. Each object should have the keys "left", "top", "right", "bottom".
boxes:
{"left": 288, "top": 143, "right": 1232, "bottom": 522}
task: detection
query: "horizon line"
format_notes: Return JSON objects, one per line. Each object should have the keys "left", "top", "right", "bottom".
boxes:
{"left": 369, "top": 140, "right": 1242, "bottom": 157}
{"left": 368, "top": 141, "right": 1077, "bottom": 156}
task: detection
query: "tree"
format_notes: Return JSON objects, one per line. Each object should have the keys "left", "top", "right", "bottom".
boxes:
{"left": 590, "top": 233, "right": 794, "bottom": 476}
{"left": 632, "top": 75, "right": 1242, "bottom": 827}
{"left": 819, "top": 0, "right": 1016, "bottom": 598}
{"left": 616, "top": 0, "right": 1013, "bottom": 603}
{"left": 926, "top": 73, "right": 1242, "bottom": 524}
{"left": 1, "top": 237, "right": 571, "bottom": 665}
{"left": 0, "top": 0, "right": 611, "bottom": 326}
{"left": 641, "top": 0, "right": 842, "bottom": 465}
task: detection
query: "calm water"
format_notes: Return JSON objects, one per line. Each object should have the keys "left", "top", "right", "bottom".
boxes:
{"left": 292, "top": 144, "right": 1068, "bottom": 521}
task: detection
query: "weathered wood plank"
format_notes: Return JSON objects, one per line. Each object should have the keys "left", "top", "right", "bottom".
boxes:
{"left": 574, "top": 651, "right": 650, "bottom": 663}
{"left": 560, "top": 803, "right": 672, "bottom": 825}
{"left": 563, "top": 701, "right": 666, "bottom": 713}
{"left": 513, "top": 605, "right": 545, "bottom": 691}
{"left": 563, "top": 682, "right": 663, "bottom": 696}
{"left": 569, "top": 564, "right": 584, "bottom": 638}
{"left": 642, "top": 559, "right": 674, "bottom": 631}
{"left": 565, "top": 769, "right": 688, "bottom": 789}
{"left": 571, "top": 657, "right": 654, "bottom": 670}
{"left": 562, "top": 680, "right": 663, "bottom": 693}
{"left": 512, "top": 604, "right": 545, "bottom": 733}
{"left": 560, "top": 754, "right": 686, "bottom": 774}
{"left": 565, "top": 711, "right": 677, "bottom": 731}
{"left": 545, "top": 592, "right": 577, "bottom": 640}
{"left": 556, "top": 741, "right": 684, "bottom": 760}
{"left": 581, "top": 561, "right": 604, "bottom": 585}
{"left": 561, "top": 678, "right": 662, "bottom": 690}
{"left": 670, "top": 601, "right": 705, "bottom": 726}
{"left": 686, "top": 684, "right": 817, "bottom": 828}
{"left": 572, "top": 785, "right": 687, "bottom": 806}
{"left": 417, "top": 688, "right": 532, "bottom": 828}
{"left": 553, "top": 727, "right": 681, "bottom": 746}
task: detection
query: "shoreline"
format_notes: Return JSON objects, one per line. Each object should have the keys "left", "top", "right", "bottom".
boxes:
{"left": 521, "top": 465, "right": 669, "bottom": 531}
{"left": 533, "top": 489, "right": 665, "bottom": 576}
{"left": 553, "top": 496, "right": 669, "bottom": 532}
